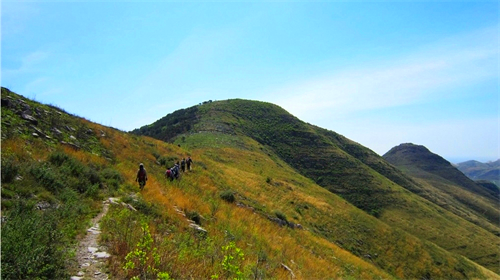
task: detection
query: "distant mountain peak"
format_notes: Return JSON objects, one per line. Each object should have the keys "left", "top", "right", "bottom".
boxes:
{"left": 384, "top": 143, "right": 495, "bottom": 200}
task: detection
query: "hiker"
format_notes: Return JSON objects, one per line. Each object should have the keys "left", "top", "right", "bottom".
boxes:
{"left": 136, "top": 163, "right": 148, "bottom": 190}
{"left": 181, "top": 158, "right": 186, "bottom": 172}
{"left": 187, "top": 156, "right": 193, "bottom": 171}
{"left": 173, "top": 162, "right": 180, "bottom": 179}
{"left": 165, "top": 168, "right": 173, "bottom": 181}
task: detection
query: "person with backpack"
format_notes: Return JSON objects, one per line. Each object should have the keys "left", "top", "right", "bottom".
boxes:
{"left": 136, "top": 163, "right": 148, "bottom": 190}
{"left": 173, "top": 162, "right": 180, "bottom": 179}
{"left": 187, "top": 156, "right": 193, "bottom": 171}
{"left": 165, "top": 168, "right": 173, "bottom": 181}
{"left": 181, "top": 158, "right": 186, "bottom": 173}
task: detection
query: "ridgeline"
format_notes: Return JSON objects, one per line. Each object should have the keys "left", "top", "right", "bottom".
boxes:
{"left": 2, "top": 88, "right": 499, "bottom": 279}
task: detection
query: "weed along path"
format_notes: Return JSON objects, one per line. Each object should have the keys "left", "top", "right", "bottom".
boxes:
{"left": 71, "top": 199, "right": 113, "bottom": 280}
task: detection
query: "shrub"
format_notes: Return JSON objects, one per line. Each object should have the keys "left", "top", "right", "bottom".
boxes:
{"left": 48, "top": 151, "right": 71, "bottom": 166}
{"left": 158, "top": 156, "right": 178, "bottom": 167}
{"left": 220, "top": 190, "right": 235, "bottom": 203}
{"left": 100, "top": 168, "right": 124, "bottom": 191}
{"left": 29, "top": 163, "right": 64, "bottom": 193}
{"left": 274, "top": 210, "right": 288, "bottom": 222}
{"left": 186, "top": 210, "right": 202, "bottom": 225}
{"left": 1, "top": 157, "right": 19, "bottom": 183}
{"left": 1, "top": 200, "right": 67, "bottom": 279}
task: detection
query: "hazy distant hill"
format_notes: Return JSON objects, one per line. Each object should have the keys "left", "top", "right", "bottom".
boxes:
{"left": 457, "top": 160, "right": 500, "bottom": 186}
{"left": 133, "top": 99, "right": 500, "bottom": 275}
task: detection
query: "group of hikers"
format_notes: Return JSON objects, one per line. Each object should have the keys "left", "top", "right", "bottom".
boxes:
{"left": 135, "top": 156, "right": 193, "bottom": 190}
{"left": 165, "top": 157, "right": 194, "bottom": 181}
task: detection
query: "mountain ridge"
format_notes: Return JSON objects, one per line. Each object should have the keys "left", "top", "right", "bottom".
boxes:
{"left": 2, "top": 88, "right": 499, "bottom": 279}
{"left": 456, "top": 159, "right": 500, "bottom": 186}
{"left": 133, "top": 98, "right": 500, "bottom": 274}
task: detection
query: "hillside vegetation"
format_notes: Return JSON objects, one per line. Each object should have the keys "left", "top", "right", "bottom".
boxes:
{"left": 383, "top": 144, "right": 500, "bottom": 234}
{"left": 2, "top": 88, "right": 499, "bottom": 279}
{"left": 133, "top": 98, "right": 500, "bottom": 276}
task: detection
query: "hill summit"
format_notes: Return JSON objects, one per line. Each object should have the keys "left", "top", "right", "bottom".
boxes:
{"left": 2, "top": 89, "right": 499, "bottom": 279}
{"left": 134, "top": 99, "right": 500, "bottom": 275}
{"left": 383, "top": 143, "right": 495, "bottom": 199}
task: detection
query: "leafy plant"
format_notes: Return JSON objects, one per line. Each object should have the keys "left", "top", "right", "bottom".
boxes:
{"left": 214, "top": 241, "right": 245, "bottom": 280}
{"left": 123, "top": 222, "right": 170, "bottom": 280}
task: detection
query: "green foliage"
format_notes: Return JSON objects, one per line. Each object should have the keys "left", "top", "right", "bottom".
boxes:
{"left": 122, "top": 195, "right": 162, "bottom": 217}
{"left": 131, "top": 105, "right": 199, "bottom": 142}
{"left": 273, "top": 210, "right": 288, "bottom": 222}
{"left": 100, "top": 167, "right": 125, "bottom": 192}
{"left": 158, "top": 155, "right": 178, "bottom": 167}
{"left": 1, "top": 157, "right": 19, "bottom": 183}
{"left": 219, "top": 241, "right": 245, "bottom": 280}
{"left": 220, "top": 190, "right": 235, "bottom": 203}
{"left": 123, "top": 222, "right": 170, "bottom": 279}
{"left": 1, "top": 200, "right": 68, "bottom": 279}
{"left": 29, "top": 151, "right": 103, "bottom": 196}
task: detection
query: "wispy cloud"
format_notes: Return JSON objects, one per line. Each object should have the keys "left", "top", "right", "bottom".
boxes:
{"left": 3, "top": 51, "right": 50, "bottom": 77}
{"left": 265, "top": 26, "right": 498, "bottom": 123}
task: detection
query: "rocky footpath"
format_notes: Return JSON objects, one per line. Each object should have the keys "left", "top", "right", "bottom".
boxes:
{"left": 70, "top": 200, "right": 111, "bottom": 280}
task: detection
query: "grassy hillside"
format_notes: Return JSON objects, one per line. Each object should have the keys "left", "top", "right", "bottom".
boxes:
{"left": 3, "top": 88, "right": 499, "bottom": 279}
{"left": 132, "top": 98, "right": 500, "bottom": 275}
{"left": 383, "top": 144, "right": 500, "bottom": 234}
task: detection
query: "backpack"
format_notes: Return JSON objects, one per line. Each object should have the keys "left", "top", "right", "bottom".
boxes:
{"left": 138, "top": 168, "right": 146, "bottom": 181}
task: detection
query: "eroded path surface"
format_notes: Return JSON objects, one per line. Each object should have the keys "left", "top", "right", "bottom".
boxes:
{"left": 71, "top": 200, "right": 111, "bottom": 280}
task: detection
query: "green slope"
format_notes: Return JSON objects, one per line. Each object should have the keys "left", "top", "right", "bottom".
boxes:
{"left": 3, "top": 88, "right": 498, "bottom": 279}
{"left": 132, "top": 99, "right": 500, "bottom": 275}
{"left": 383, "top": 144, "right": 500, "bottom": 234}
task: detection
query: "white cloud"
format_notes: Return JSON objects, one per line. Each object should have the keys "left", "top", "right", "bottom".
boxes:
{"left": 265, "top": 26, "right": 498, "bottom": 123}
{"left": 259, "top": 26, "right": 499, "bottom": 160}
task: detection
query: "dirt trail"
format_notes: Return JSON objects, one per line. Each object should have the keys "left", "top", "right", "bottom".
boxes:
{"left": 71, "top": 200, "right": 111, "bottom": 280}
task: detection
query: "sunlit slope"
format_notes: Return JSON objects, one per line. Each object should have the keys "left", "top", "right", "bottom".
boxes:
{"left": 133, "top": 98, "right": 500, "bottom": 274}
{"left": 2, "top": 88, "right": 395, "bottom": 279}
{"left": 168, "top": 131, "right": 498, "bottom": 279}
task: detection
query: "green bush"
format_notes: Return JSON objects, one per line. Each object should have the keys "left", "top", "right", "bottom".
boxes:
{"left": 29, "top": 163, "right": 64, "bottom": 193}
{"left": 274, "top": 210, "right": 288, "bottom": 222}
{"left": 158, "top": 156, "right": 178, "bottom": 167}
{"left": 1, "top": 157, "right": 19, "bottom": 183}
{"left": 1, "top": 200, "right": 67, "bottom": 279}
{"left": 101, "top": 168, "right": 124, "bottom": 191}
{"left": 48, "top": 151, "right": 71, "bottom": 166}
{"left": 220, "top": 190, "right": 235, "bottom": 203}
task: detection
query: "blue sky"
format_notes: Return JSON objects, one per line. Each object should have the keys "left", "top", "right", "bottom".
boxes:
{"left": 2, "top": 1, "right": 498, "bottom": 163}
